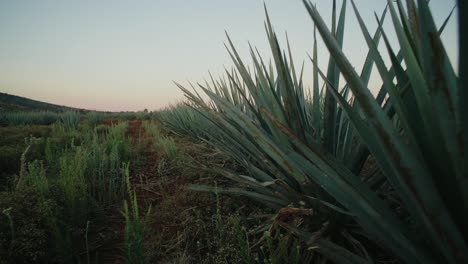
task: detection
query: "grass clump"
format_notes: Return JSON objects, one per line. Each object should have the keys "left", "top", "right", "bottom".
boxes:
{"left": 58, "top": 146, "right": 89, "bottom": 220}
{"left": 123, "top": 164, "right": 146, "bottom": 264}
{"left": 16, "top": 160, "right": 49, "bottom": 196}
{"left": 85, "top": 122, "right": 131, "bottom": 205}
{"left": 158, "top": 136, "right": 178, "bottom": 160}
{"left": 144, "top": 121, "right": 179, "bottom": 161}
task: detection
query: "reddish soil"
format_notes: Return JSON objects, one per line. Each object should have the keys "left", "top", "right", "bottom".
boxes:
{"left": 102, "top": 119, "right": 122, "bottom": 126}
{"left": 125, "top": 120, "right": 141, "bottom": 138}
{"left": 86, "top": 120, "right": 157, "bottom": 264}
{"left": 125, "top": 120, "right": 161, "bottom": 202}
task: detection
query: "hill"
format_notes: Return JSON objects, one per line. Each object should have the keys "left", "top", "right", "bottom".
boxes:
{"left": 0, "top": 92, "right": 85, "bottom": 112}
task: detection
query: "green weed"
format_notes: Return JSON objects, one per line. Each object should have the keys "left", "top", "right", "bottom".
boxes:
{"left": 123, "top": 164, "right": 146, "bottom": 264}
{"left": 158, "top": 137, "right": 178, "bottom": 160}
{"left": 16, "top": 160, "right": 49, "bottom": 196}
{"left": 58, "top": 147, "right": 88, "bottom": 220}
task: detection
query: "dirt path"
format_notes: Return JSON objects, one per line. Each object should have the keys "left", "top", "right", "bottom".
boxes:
{"left": 125, "top": 120, "right": 160, "bottom": 203}
{"left": 85, "top": 120, "right": 157, "bottom": 264}
{"left": 92, "top": 120, "right": 234, "bottom": 263}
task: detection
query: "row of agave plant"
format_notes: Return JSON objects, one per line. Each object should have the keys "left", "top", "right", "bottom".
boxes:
{"left": 161, "top": 0, "right": 466, "bottom": 263}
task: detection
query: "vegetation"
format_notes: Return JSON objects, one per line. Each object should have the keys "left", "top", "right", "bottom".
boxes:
{"left": 0, "top": 113, "right": 273, "bottom": 263}
{"left": 0, "top": 0, "right": 464, "bottom": 263}
{"left": 123, "top": 163, "right": 146, "bottom": 264}
{"left": 1, "top": 111, "right": 61, "bottom": 126}
{"left": 0, "top": 119, "right": 134, "bottom": 262}
{"left": 165, "top": 0, "right": 466, "bottom": 263}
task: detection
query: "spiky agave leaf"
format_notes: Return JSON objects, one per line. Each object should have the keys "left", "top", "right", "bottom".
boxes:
{"left": 304, "top": 0, "right": 467, "bottom": 262}
{"left": 164, "top": 0, "right": 466, "bottom": 263}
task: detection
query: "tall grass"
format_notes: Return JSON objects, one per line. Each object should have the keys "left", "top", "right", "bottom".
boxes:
{"left": 16, "top": 160, "right": 49, "bottom": 195}
{"left": 158, "top": 137, "right": 178, "bottom": 160}
{"left": 1, "top": 112, "right": 138, "bottom": 262}
{"left": 58, "top": 146, "right": 88, "bottom": 219}
{"left": 122, "top": 163, "right": 145, "bottom": 264}
{"left": 144, "top": 121, "right": 179, "bottom": 160}
{"left": 168, "top": 0, "right": 466, "bottom": 263}
{"left": 143, "top": 121, "right": 160, "bottom": 139}
{"left": 44, "top": 137, "right": 62, "bottom": 174}
{"left": 85, "top": 122, "right": 131, "bottom": 205}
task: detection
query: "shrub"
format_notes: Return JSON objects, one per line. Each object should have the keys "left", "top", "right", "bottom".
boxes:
{"left": 172, "top": 0, "right": 466, "bottom": 263}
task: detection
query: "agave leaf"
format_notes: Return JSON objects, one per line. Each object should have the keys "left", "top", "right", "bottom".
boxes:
{"left": 304, "top": 1, "right": 468, "bottom": 262}
{"left": 249, "top": 46, "right": 285, "bottom": 121}
{"left": 359, "top": 6, "right": 387, "bottom": 87}
{"left": 188, "top": 184, "right": 289, "bottom": 208}
{"left": 169, "top": 1, "right": 467, "bottom": 263}
{"left": 312, "top": 25, "right": 322, "bottom": 141}
{"left": 323, "top": 0, "right": 347, "bottom": 154}
{"left": 306, "top": 195, "right": 354, "bottom": 215}
{"left": 205, "top": 90, "right": 306, "bottom": 185}
{"left": 458, "top": 0, "right": 468, "bottom": 210}
{"left": 386, "top": 0, "right": 438, "bottom": 142}
{"left": 405, "top": 0, "right": 419, "bottom": 40}
{"left": 395, "top": 0, "right": 420, "bottom": 62}
{"left": 254, "top": 46, "right": 289, "bottom": 122}
{"left": 438, "top": 5, "right": 456, "bottom": 35}
{"left": 351, "top": 0, "right": 423, "bottom": 163}
{"left": 314, "top": 59, "right": 412, "bottom": 204}
{"left": 286, "top": 33, "right": 299, "bottom": 90}
{"left": 417, "top": 0, "right": 468, "bottom": 239}
{"left": 260, "top": 103, "right": 431, "bottom": 263}
{"left": 315, "top": 239, "right": 373, "bottom": 264}
{"left": 344, "top": 6, "right": 388, "bottom": 173}
{"left": 280, "top": 222, "right": 373, "bottom": 264}
{"left": 224, "top": 34, "right": 258, "bottom": 99}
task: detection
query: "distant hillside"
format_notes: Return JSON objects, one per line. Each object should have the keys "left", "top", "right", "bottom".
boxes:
{"left": 0, "top": 92, "right": 86, "bottom": 112}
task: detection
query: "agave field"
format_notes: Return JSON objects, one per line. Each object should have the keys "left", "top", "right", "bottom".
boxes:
{"left": 0, "top": 0, "right": 465, "bottom": 263}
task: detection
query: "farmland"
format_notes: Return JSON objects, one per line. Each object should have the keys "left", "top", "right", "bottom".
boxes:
{"left": 0, "top": 110, "right": 281, "bottom": 263}
{"left": 1, "top": 0, "right": 466, "bottom": 263}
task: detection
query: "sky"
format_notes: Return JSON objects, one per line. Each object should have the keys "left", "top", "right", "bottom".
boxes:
{"left": 0, "top": 0, "right": 459, "bottom": 111}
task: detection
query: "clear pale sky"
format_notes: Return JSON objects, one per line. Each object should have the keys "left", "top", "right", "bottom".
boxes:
{"left": 0, "top": 0, "right": 458, "bottom": 111}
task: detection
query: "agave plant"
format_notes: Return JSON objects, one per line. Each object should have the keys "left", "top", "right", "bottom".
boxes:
{"left": 167, "top": 0, "right": 466, "bottom": 263}
{"left": 158, "top": 103, "right": 214, "bottom": 139}
{"left": 60, "top": 110, "right": 81, "bottom": 130}
{"left": 4, "top": 111, "right": 60, "bottom": 126}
